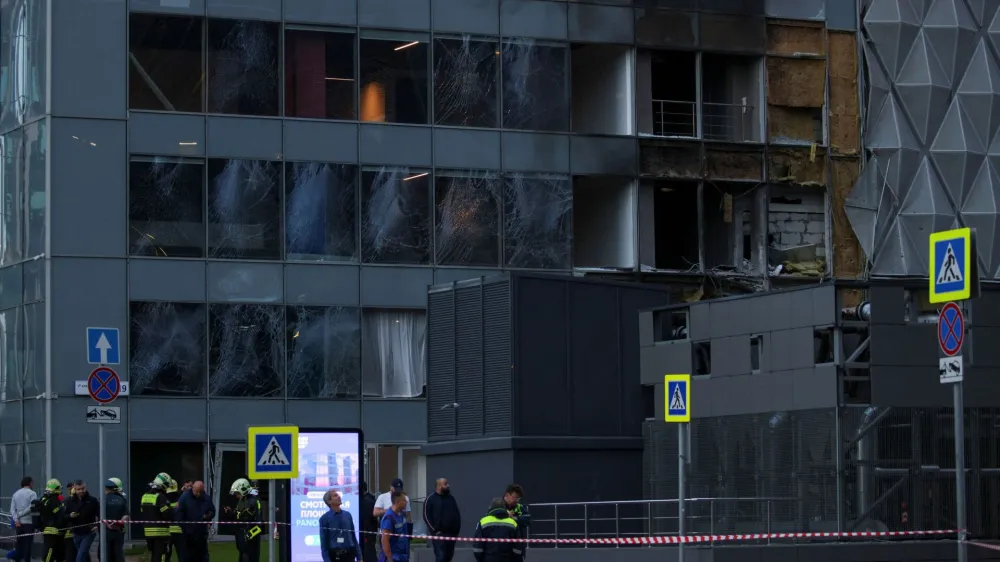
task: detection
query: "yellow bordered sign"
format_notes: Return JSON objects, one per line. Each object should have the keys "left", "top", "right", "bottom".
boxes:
{"left": 247, "top": 425, "right": 299, "bottom": 480}
{"left": 664, "top": 374, "right": 690, "bottom": 423}
{"left": 929, "top": 228, "right": 972, "bottom": 304}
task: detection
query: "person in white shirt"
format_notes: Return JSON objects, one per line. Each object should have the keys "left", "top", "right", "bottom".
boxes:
{"left": 10, "top": 476, "right": 38, "bottom": 562}
{"left": 373, "top": 478, "right": 411, "bottom": 522}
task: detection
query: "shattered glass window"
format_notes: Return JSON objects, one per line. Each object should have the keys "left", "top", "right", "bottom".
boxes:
{"left": 285, "top": 28, "right": 356, "bottom": 120}
{"left": 360, "top": 167, "right": 431, "bottom": 264}
{"left": 503, "top": 174, "right": 573, "bottom": 269}
{"left": 129, "top": 13, "right": 204, "bottom": 113}
{"left": 435, "top": 170, "right": 501, "bottom": 266}
{"left": 207, "top": 159, "right": 282, "bottom": 260}
{"left": 285, "top": 162, "right": 358, "bottom": 262}
{"left": 287, "top": 305, "right": 361, "bottom": 399}
{"left": 208, "top": 303, "right": 283, "bottom": 398}
{"left": 207, "top": 19, "right": 280, "bottom": 116}
{"left": 501, "top": 39, "right": 570, "bottom": 132}
{"left": 359, "top": 36, "right": 429, "bottom": 124}
{"left": 129, "top": 301, "right": 207, "bottom": 397}
{"left": 129, "top": 157, "right": 205, "bottom": 258}
{"left": 433, "top": 36, "right": 499, "bottom": 128}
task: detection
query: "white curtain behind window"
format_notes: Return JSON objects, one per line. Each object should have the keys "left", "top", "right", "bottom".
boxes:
{"left": 363, "top": 310, "right": 427, "bottom": 398}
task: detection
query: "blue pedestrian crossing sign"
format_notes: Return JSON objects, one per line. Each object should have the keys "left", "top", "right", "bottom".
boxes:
{"left": 929, "top": 228, "right": 973, "bottom": 304}
{"left": 664, "top": 374, "right": 690, "bottom": 423}
{"left": 247, "top": 425, "right": 299, "bottom": 480}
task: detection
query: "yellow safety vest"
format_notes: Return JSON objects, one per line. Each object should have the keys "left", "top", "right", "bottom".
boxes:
{"left": 168, "top": 501, "right": 181, "bottom": 535}
{"left": 141, "top": 493, "right": 170, "bottom": 537}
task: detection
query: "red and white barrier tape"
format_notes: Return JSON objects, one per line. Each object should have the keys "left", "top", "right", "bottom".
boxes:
{"left": 970, "top": 541, "right": 1000, "bottom": 552}
{"left": 1, "top": 521, "right": 961, "bottom": 545}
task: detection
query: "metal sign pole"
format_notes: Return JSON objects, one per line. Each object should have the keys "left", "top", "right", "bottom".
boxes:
{"left": 678, "top": 422, "right": 686, "bottom": 562}
{"left": 99, "top": 423, "right": 106, "bottom": 562}
{"left": 954, "top": 379, "right": 967, "bottom": 562}
{"left": 268, "top": 479, "right": 277, "bottom": 562}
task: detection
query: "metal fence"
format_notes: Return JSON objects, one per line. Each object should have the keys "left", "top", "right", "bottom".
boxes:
{"left": 641, "top": 407, "right": 1000, "bottom": 540}
{"left": 529, "top": 497, "right": 800, "bottom": 548}
{"left": 651, "top": 99, "right": 756, "bottom": 142}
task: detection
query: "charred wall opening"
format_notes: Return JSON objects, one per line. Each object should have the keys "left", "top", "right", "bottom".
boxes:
{"left": 638, "top": 179, "right": 699, "bottom": 271}
{"left": 637, "top": 49, "right": 697, "bottom": 137}
{"left": 702, "top": 54, "right": 763, "bottom": 142}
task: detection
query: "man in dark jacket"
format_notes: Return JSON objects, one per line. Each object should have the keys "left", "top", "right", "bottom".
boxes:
{"left": 103, "top": 478, "right": 130, "bottom": 562}
{"left": 472, "top": 499, "right": 522, "bottom": 562}
{"left": 501, "top": 485, "right": 530, "bottom": 562}
{"left": 359, "top": 483, "right": 377, "bottom": 562}
{"left": 422, "top": 479, "right": 461, "bottom": 562}
{"left": 174, "top": 481, "right": 216, "bottom": 562}
{"left": 66, "top": 481, "right": 99, "bottom": 562}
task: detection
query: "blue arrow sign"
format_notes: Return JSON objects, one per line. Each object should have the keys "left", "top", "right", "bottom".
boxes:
{"left": 86, "top": 327, "right": 120, "bottom": 365}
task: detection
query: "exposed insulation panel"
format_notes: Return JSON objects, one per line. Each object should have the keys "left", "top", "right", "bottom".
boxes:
{"left": 766, "top": 57, "right": 826, "bottom": 108}
{"left": 705, "top": 147, "right": 764, "bottom": 181}
{"left": 832, "top": 157, "right": 863, "bottom": 279}
{"left": 828, "top": 31, "right": 860, "bottom": 155}
{"left": 768, "top": 105, "right": 822, "bottom": 144}
{"left": 766, "top": 20, "right": 826, "bottom": 56}
{"left": 768, "top": 147, "right": 827, "bottom": 186}
{"left": 639, "top": 140, "right": 702, "bottom": 179}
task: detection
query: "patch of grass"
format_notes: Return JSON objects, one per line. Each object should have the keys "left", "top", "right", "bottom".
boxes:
{"left": 124, "top": 539, "right": 274, "bottom": 562}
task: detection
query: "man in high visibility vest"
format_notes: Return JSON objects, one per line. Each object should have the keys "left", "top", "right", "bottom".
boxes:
{"left": 472, "top": 499, "right": 522, "bottom": 562}
{"left": 164, "top": 480, "right": 184, "bottom": 562}
{"left": 37, "top": 479, "right": 65, "bottom": 562}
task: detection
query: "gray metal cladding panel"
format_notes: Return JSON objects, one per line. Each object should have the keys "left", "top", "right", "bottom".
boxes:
{"left": 870, "top": 366, "right": 949, "bottom": 408}
{"left": 971, "top": 293, "right": 1000, "bottom": 327}
{"left": 568, "top": 282, "right": 622, "bottom": 436}
{"left": 427, "top": 289, "right": 457, "bottom": 440}
{"left": 456, "top": 285, "right": 485, "bottom": 436}
{"left": 711, "top": 336, "right": 751, "bottom": 376}
{"left": 868, "top": 286, "right": 905, "bottom": 325}
{"left": 513, "top": 276, "right": 571, "bottom": 436}
{"left": 689, "top": 303, "right": 711, "bottom": 341}
{"left": 610, "top": 286, "right": 670, "bottom": 436}
{"left": 483, "top": 280, "right": 512, "bottom": 434}
{"left": 767, "top": 328, "right": 814, "bottom": 371}
{"left": 869, "top": 324, "right": 939, "bottom": 366}
{"left": 640, "top": 342, "right": 691, "bottom": 385}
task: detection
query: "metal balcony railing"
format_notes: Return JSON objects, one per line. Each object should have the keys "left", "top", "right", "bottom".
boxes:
{"left": 528, "top": 497, "right": 801, "bottom": 548}
{"left": 651, "top": 99, "right": 756, "bottom": 142}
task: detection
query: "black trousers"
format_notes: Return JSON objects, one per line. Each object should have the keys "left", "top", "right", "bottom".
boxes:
{"left": 183, "top": 535, "right": 208, "bottom": 562}
{"left": 147, "top": 537, "right": 169, "bottom": 562}
{"left": 362, "top": 534, "right": 377, "bottom": 562}
{"left": 43, "top": 533, "right": 65, "bottom": 562}
{"left": 104, "top": 531, "right": 125, "bottom": 562}
{"left": 64, "top": 536, "right": 77, "bottom": 562}
{"left": 166, "top": 533, "right": 185, "bottom": 562}
{"left": 329, "top": 549, "right": 357, "bottom": 562}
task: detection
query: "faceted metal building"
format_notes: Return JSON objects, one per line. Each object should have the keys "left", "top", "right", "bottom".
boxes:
{"left": 847, "top": 0, "right": 1000, "bottom": 275}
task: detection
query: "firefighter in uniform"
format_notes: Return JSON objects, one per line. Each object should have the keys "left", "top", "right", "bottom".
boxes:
{"left": 229, "top": 478, "right": 263, "bottom": 562}
{"left": 472, "top": 499, "right": 523, "bottom": 562}
{"left": 141, "top": 472, "right": 174, "bottom": 562}
{"left": 37, "top": 479, "right": 65, "bottom": 562}
{"left": 164, "top": 479, "right": 184, "bottom": 562}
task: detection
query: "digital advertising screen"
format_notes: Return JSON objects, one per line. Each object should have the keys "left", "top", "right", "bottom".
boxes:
{"left": 288, "top": 429, "right": 363, "bottom": 562}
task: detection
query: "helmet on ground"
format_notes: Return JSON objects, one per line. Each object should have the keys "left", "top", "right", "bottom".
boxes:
{"left": 150, "top": 472, "right": 172, "bottom": 490}
{"left": 105, "top": 478, "right": 123, "bottom": 491}
{"left": 231, "top": 478, "right": 252, "bottom": 496}
{"left": 45, "top": 479, "right": 61, "bottom": 492}
{"left": 166, "top": 479, "right": 178, "bottom": 494}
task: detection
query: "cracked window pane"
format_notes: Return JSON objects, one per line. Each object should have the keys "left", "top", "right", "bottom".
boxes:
{"left": 501, "top": 39, "right": 569, "bottom": 132}
{"left": 207, "top": 19, "right": 279, "bottom": 116}
{"left": 360, "top": 37, "right": 429, "bottom": 124}
{"left": 433, "top": 36, "right": 498, "bottom": 128}
{"left": 361, "top": 168, "right": 431, "bottom": 264}
{"left": 286, "top": 162, "right": 358, "bottom": 262}
{"left": 435, "top": 171, "right": 501, "bottom": 266}
{"left": 503, "top": 174, "right": 573, "bottom": 269}
{"left": 361, "top": 309, "right": 427, "bottom": 398}
{"left": 129, "top": 301, "right": 206, "bottom": 397}
{"left": 129, "top": 158, "right": 205, "bottom": 258}
{"left": 24, "top": 120, "right": 43, "bottom": 259}
{"left": 208, "top": 159, "right": 281, "bottom": 260}
{"left": 287, "top": 305, "right": 361, "bottom": 399}
{"left": 128, "top": 13, "right": 203, "bottom": 112}
{"left": 209, "top": 303, "right": 283, "bottom": 398}
{"left": 285, "top": 29, "right": 356, "bottom": 120}
{"left": 22, "top": 302, "right": 41, "bottom": 398}
{"left": 0, "top": 131, "right": 23, "bottom": 265}
{"left": 2, "top": 0, "right": 47, "bottom": 128}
